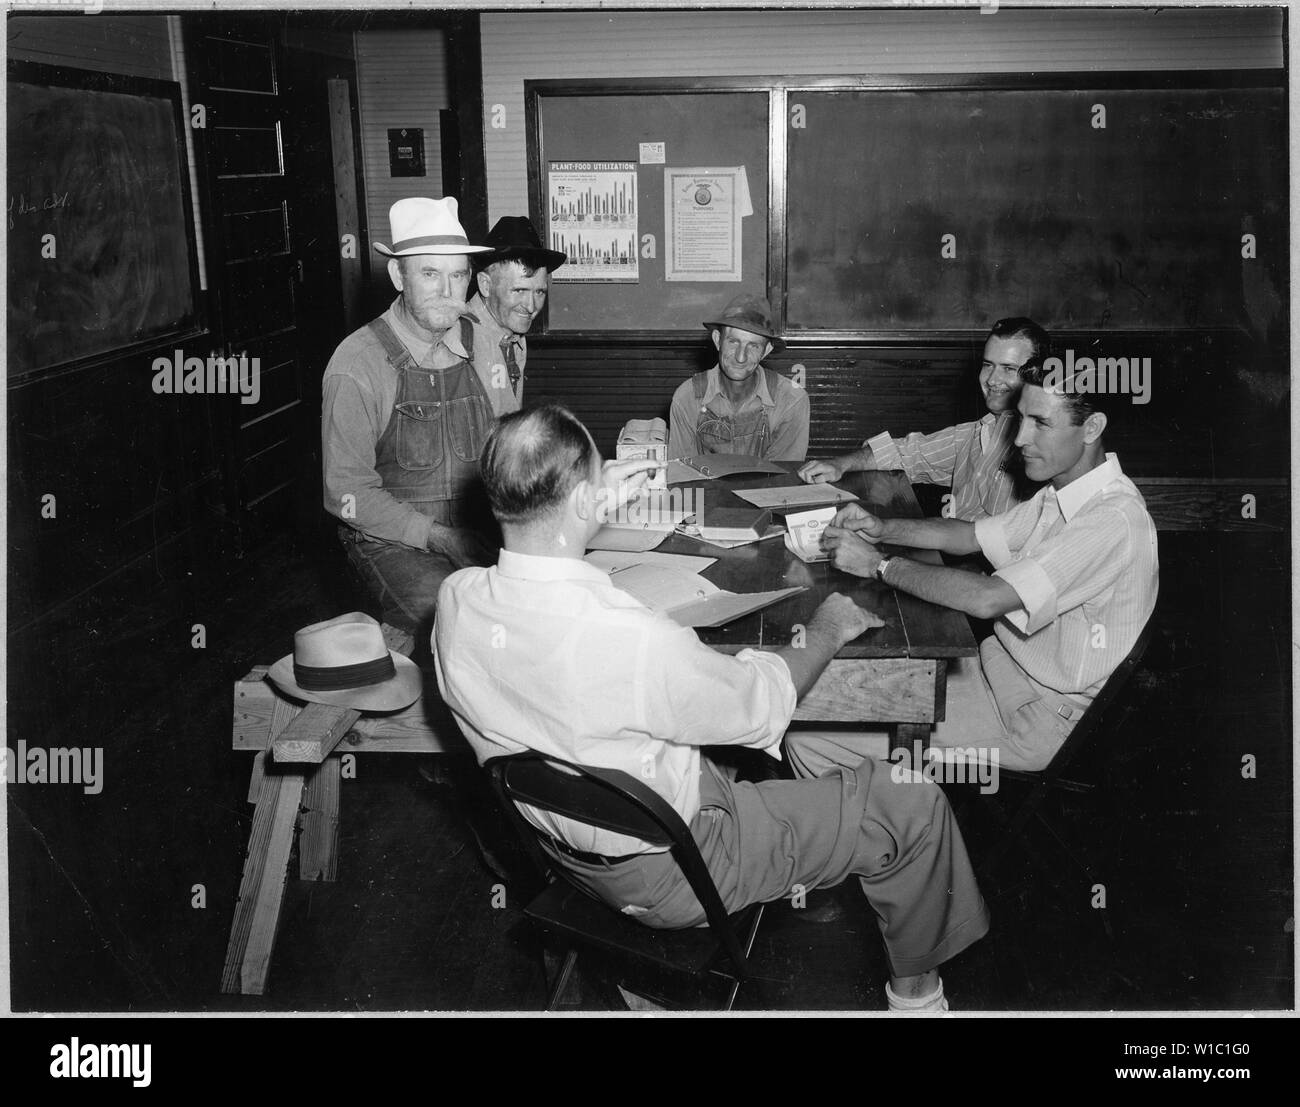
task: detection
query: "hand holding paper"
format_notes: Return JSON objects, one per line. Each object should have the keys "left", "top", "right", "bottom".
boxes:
{"left": 783, "top": 506, "right": 837, "bottom": 563}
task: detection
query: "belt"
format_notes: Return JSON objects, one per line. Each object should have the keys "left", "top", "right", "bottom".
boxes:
{"left": 545, "top": 835, "right": 643, "bottom": 868}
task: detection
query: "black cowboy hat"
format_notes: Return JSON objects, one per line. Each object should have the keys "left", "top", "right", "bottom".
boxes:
{"left": 478, "top": 216, "right": 567, "bottom": 272}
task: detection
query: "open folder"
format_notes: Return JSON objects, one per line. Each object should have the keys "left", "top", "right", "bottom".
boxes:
{"left": 607, "top": 563, "right": 805, "bottom": 629}
{"left": 667, "top": 454, "right": 788, "bottom": 483}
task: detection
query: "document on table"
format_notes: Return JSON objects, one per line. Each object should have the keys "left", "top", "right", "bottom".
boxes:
{"left": 666, "top": 454, "right": 789, "bottom": 483}
{"left": 606, "top": 563, "right": 805, "bottom": 629}
{"left": 732, "top": 483, "right": 859, "bottom": 510}
{"left": 586, "top": 527, "right": 669, "bottom": 553}
{"left": 675, "top": 522, "right": 787, "bottom": 550}
{"left": 585, "top": 550, "right": 718, "bottom": 574}
{"left": 586, "top": 491, "right": 694, "bottom": 551}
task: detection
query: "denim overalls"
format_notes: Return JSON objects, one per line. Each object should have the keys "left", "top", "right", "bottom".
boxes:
{"left": 369, "top": 314, "right": 492, "bottom": 523}
{"left": 691, "top": 367, "right": 780, "bottom": 456}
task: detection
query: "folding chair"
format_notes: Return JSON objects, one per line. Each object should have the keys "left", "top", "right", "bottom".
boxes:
{"left": 484, "top": 751, "right": 765, "bottom": 1011}
{"left": 952, "top": 620, "right": 1155, "bottom": 909}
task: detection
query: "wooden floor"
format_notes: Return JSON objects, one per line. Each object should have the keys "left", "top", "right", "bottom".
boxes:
{"left": 6, "top": 528, "right": 1293, "bottom": 1012}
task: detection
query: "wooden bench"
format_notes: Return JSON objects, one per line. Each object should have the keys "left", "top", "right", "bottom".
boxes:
{"left": 221, "top": 624, "right": 457, "bottom": 995}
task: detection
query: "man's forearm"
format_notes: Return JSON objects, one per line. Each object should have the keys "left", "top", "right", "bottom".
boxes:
{"left": 877, "top": 515, "right": 980, "bottom": 556}
{"left": 774, "top": 618, "right": 844, "bottom": 698}
{"left": 839, "top": 445, "right": 875, "bottom": 473}
{"left": 881, "top": 556, "right": 1020, "bottom": 620}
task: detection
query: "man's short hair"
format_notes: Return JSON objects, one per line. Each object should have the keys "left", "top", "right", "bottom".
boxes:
{"left": 480, "top": 403, "right": 595, "bottom": 525}
{"left": 988, "top": 317, "right": 1051, "bottom": 362}
{"left": 1018, "top": 357, "right": 1124, "bottom": 428}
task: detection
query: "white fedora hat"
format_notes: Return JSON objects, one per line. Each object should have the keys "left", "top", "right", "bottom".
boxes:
{"left": 267, "top": 612, "right": 422, "bottom": 712}
{"left": 374, "top": 196, "right": 492, "bottom": 258}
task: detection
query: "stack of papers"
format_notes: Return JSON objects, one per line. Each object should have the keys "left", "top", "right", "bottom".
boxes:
{"left": 587, "top": 491, "right": 694, "bottom": 552}
{"left": 783, "top": 506, "right": 837, "bottom": 563}
{"left": 732, "top": 483, "right": 858, "bottom": 510}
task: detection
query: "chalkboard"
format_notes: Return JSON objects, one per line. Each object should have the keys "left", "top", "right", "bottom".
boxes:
{"left": 7, "top": 63, "right": 201, "bottom": 379}
{"left": 528, "top": 87, "right": 768, "bottom": 332}
{"left": 786, "top": 85, "right": 1287, "bottom": 335}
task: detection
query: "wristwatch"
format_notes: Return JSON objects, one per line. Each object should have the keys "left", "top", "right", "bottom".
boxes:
{"left": 875, "top": 556, "right": 893, "bottom": 584}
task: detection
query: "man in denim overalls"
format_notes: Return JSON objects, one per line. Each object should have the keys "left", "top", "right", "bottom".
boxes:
{"left": 667, "top": 294, "right": 810, "bottom": 462}
{"left": 322, "top": 197, "right": 498, "bottom": 643}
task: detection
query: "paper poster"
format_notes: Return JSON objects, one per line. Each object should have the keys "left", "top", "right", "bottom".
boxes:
{"left": 664, "top": 166, "right": 750, "bottom": 282}
{"left": 547, "top": 161, "right": 639, "bottom": 282}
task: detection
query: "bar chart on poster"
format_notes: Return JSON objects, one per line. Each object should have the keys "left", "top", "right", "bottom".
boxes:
{"left": 548, "top": 160, "right": 639, "bottom": 281}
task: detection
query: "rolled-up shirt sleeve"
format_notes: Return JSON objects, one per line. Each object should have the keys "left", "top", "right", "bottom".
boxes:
{"left": 650, "top": 622, "right": 796, "bottom": 758}
{"left": 975, "top": 491, "right": 1047, "bottom": 570}
{"left": 990, "top": 506, "right": 1133, "bottom": 636}
{"left": 866, "top": 421, "right": 975, "bottom": 486}
{"left": 322, "top": 373, "right": 432, "bottom": 550}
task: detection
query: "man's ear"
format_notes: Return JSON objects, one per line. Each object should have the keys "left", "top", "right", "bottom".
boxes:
{"left": 762, "top": 341, "right": 773, "bottom": 361}
{"left": 710, "top": 329, "right": 722, "bottom": 353}
{"left": 476, "top": 269, "right": 492, "bottom": 299}
{"left": 1083, "top": 410, "right": 1108, "bottom": 444}
{"left": 387, "top": 258, "right": 404, "bottom": 292}
{"left": 570, "top": 477, "right": 596, "bottom": 522}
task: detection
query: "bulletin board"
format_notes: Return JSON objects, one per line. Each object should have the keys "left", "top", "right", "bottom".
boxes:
{"left": 526, "top": 73, "right": 1285, "bottom": 338}
{"left": 527, "top": 84, "right": 769, "bottom": 332}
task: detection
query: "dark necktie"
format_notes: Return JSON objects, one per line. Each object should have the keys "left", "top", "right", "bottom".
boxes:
{"left": 501, "top": 338, "right": 521, "bottom": 396}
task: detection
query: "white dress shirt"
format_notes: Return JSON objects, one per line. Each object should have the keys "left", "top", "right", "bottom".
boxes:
{"left": 433, "top": 550, "right": 796, "bottom": 855}
{"left": 975, "top": 453, "right": 1158, "bottom": 698}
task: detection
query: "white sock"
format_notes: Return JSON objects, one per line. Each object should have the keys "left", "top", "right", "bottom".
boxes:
{"left": 886, "top": 977, "right": 948, "bottom": 1013}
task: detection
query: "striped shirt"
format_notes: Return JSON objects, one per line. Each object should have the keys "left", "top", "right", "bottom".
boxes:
{"left": 974, "top": 453, "right": 1158, "bottom": 700}
{"left": 867, "top": 411, "right": 1022, "bottom": 521}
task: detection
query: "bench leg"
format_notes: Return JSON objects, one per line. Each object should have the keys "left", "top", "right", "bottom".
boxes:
{"left": 222, "top": 695, "right": 304, "bottom": 995}
{"left": 221, "top": 767, "right": 305, "bottom": 995}
{"left": 299, "top": 757, "right": 341, "bottom": 882}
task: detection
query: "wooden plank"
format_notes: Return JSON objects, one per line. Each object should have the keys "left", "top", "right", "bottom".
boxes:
{"left": 234, "top": 771, "right": 305, "bottom": 995}
{"left": 221, "top": 693, "right": 305, "bottom": 996}
{"left": 327, "top": 78, "right": 364, "bottom": 334}
{"left": 299, "top": 758, "right": 341, "bottom": 882}
{"left": 348, "top": 697, "right": 459, "bottom": 750}
{"left": 246, "top": 750, "right": 267, "bottom": 804}
{"left": 272, "top": 700, "right": 362, "bottom": 764}
{"left": 794, "top": 658, "right": 939, "bottom": 723}
{"left": 233, "top": 666, "right": 275, "bottom": 748}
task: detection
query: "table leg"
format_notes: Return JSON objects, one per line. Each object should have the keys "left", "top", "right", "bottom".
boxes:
{"left": 895, "top": 722, "right": 933, "bottom": 759}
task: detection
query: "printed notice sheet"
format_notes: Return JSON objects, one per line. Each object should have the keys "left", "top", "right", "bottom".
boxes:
{"left": 664, "top": 166, "right": 750, "bottom": 281}
{"left": 548, "top": 161, "right": 639, "bottom": 282}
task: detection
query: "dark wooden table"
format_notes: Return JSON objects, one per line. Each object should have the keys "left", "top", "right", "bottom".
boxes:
{"left": 656, "top": 468, "right": 977, "bottom": 745}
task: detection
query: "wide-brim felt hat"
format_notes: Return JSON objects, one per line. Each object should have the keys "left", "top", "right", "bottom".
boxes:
{"left": 267, "top": 612, "right": 422, "bottom": 712}
{"left": 477, "top": 215, "right": 567, "bottom": 272}
{"left": 703, "top": 293, "right": 779, "bottom": 343}
{"left": 374, "top": 196, "right": 492, "bottom": 258}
